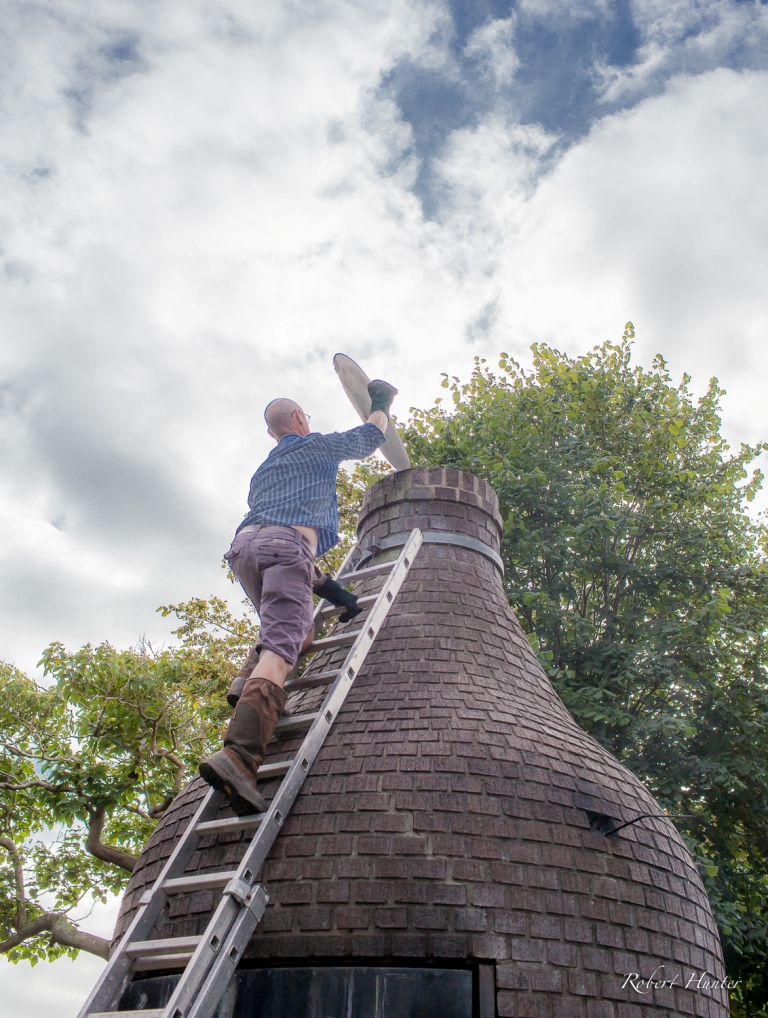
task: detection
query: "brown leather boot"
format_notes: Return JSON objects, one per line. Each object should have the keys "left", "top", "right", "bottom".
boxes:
{"left": 226, "top": 644, "right": 260, "bottom": 707}
{"left": 199, "top": 678, "right": 287, "bottom": 816}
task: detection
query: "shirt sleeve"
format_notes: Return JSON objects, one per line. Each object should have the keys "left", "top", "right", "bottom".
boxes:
{"left": 322, "top": 422, "right": 386, "bottom": 463}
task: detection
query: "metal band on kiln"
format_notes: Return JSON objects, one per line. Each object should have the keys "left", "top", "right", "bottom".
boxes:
{"left": 360, "top": 530, "right": 504, "bottom": 575}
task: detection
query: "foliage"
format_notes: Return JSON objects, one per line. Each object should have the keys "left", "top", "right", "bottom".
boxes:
{"left": 404, "top": 327, "right": 768, "bottom": 1011}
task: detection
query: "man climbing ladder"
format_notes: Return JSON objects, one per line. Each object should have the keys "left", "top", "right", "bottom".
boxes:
{"left": 198, "top": 380, "right": 398, "bottom": 816}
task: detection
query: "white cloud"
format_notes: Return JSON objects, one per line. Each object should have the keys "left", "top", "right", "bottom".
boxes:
{"left": 2, "top": 6, "right": 768, "bottom": 684}
{"left": 596, "top": 0, "right": 768, "bottom": 104}
{"left": 435, "top": 67, "right": 768, "bottom": 439}
{"left": 464, "top": 17, "right": 520, "bottom": 87}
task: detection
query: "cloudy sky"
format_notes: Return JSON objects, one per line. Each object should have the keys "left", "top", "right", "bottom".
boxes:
{"left": 2, "top": 0, "right": 767, "bottom": 1012}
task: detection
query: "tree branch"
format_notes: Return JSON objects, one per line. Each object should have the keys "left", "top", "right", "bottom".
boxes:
{"left": 0, "top": 912, "right": 110, "bottom": 960}
{"left": 49, "top": 913, "right": 110, "bottom": 959}
{"left": 147, "top": 729, "right": 186, "bottom": 819}
{"left": 0, "top": 914, "right": 55, "bottom": 953}
{"left": 85, "top": 806, "right": 137, "bottom": 873}
{"left": 0, "top": 777, "right": 76, "bottom": 793}
{"left": 123, "top": 803, "right": 151, "bottom": 821}
{"left": 0, "top": 739, "right": 76, "bottom": 765}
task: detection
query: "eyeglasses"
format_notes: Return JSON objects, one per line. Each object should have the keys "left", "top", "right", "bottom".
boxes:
{"left": 294, "top": 409, "right": 310, "bottom": 424}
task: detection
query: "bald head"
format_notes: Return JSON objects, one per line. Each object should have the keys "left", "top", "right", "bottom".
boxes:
{"left": 265, "top": 398, "right": 307, "bottom": 439}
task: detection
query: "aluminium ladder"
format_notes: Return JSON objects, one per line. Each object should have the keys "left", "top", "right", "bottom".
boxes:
{"left": 78, "top": 528, "right": 424, "bottom": 1018}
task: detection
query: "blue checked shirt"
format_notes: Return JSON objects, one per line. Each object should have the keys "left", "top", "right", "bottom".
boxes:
{"left": 236, "top": 423, "right": 385, "bottom": 556}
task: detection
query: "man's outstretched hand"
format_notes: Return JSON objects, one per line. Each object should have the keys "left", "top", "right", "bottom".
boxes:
{"left": 368, "top": 379, "right": 398, "bottom": 416}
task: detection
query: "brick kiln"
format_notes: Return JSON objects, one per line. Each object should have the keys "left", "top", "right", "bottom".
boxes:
{"left": 113, "top": 469, "right": 729, "bottom": 1018}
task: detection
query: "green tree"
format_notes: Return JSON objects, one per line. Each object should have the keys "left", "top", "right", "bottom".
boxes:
{"left": 404, "top": 327, "right": 768, "bottom": 1013}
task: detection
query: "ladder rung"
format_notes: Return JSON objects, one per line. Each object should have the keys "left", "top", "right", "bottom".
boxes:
{"left": 274, "top": 711, "right": 318, "bottom": 734}
{"left": 126, "top": 935, "right": 202, "bottom": 957}
{"left": 90, "top": 1012, "right": 165, "bottom": 1018}
{"left": 284, "top": 669, "right": 339, "bottom": 692}
{"left": 308, "top": 629, "right": 362, "bottom": 652}
{"left": 196, "top": 813, "right": 265, "bottom": 835}
{"left": 257, "top": 759, "right": 292, "bottom": 779}
{"left": 163, "top": 871, "right": 236, "bottom": 894}
{"left": 133, "top": 951, "right": 196, "bottom": 972}
{"left": 341, "top": 561, "right": 394, "bottom": 583}
{"left": 318, "top": 593, "right": 377, "bottom": 619}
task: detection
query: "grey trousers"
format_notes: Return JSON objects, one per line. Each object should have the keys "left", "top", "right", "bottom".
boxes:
{"left": 224, "top": 525, "right": 316, "bottom": 666}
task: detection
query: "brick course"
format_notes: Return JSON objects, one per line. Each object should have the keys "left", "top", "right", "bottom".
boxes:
{"left": 115, "top": 469, "right": 729, "bottom": 1018}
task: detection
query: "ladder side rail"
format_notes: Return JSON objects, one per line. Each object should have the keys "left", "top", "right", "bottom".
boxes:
{"left": 184, "top": 894, "right": 267, "bottom": 1018}
{"left": 162, "top": 529, "right": 423, "bottom": 1018}
{"left": 76, "top": 789, "right": 224, "bottom": 1018}
{"left": 158, "top": 893, "right": 246, "bottom": 1018}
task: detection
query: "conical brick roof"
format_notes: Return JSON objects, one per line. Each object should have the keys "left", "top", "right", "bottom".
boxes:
{"left": 115, "top": 468, "right": 729, "bottom": 1018}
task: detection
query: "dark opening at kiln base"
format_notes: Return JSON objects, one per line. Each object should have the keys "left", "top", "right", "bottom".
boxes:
{"left": 119, "top": 965, "right": 474, "bottom": 1018}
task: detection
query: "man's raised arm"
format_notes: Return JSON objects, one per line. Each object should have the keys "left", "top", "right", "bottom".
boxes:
{"left": 326, "top": 379, "right": 399, "bottom": 461}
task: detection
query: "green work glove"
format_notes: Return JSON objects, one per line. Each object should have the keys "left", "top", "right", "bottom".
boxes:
{"left": 368, "top": 379, "right": 398, "bottom": 416}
